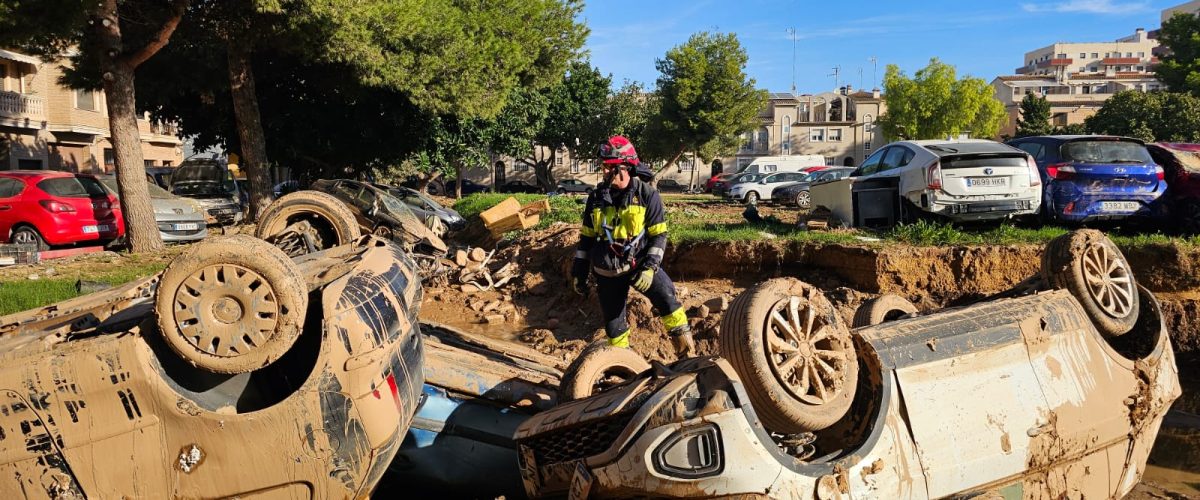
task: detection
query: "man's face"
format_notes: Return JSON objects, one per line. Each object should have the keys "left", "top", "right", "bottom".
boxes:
{"left": 603, "top": 163, "right": 631, "bottom": 189}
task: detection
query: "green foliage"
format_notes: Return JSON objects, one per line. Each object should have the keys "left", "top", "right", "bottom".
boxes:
{"left": 538, "top": 61, "right": 613, "bottom": 159}
{"left": 886, "top": 220, "right": 1068, "bottom": 246}
{"left": 877, "top": 58, "right": 1006, "bottom": 141}
{"left": 651, "top": 32, "right": 767, "bottom": 164}
{"left": 0, "top": 262, "right": 166, "bottom": 316}
{"left": 1085, "top": 91, "right": 1200, "bottom": 142}
{"left": 452, "top": 193, "right": 578, "bottom": 231}
{"left": 1015, "top": 93, "right": 1052, "bottom": 138}
{"left": 1155, "top": 12, "right": 1200, "bottom": 96}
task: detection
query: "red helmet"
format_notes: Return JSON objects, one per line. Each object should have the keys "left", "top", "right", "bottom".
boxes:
{"left": 598, "top": 135, "right": 640, "bottom": 166}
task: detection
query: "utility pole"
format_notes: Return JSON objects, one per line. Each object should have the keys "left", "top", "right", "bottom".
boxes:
{"left": 869, "top": 56, "right": 878, "bottom": 89}
{"left": 828, "top": 66, "right": 841, "bottom": 91}
{"left": 787, "top": 27, "right": 797, "bottom": 94}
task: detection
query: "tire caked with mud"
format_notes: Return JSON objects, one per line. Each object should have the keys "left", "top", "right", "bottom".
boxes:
{"left": 255, "top": 190, "right": 361, "bottom": 257}
{"left": 720, "top": 278, "right": 858, "bottom": 434}
{"left": 1041, "top": 229, "right": 1139, "bottom": 338}
{"left": 155, "top": 235, "right": 308, "bottom": 374}
{"left": 852, "top": 294, "right": 919, "bottom": 328}
{"left": 558, "top": 342, "right": 652, "bottom": 403}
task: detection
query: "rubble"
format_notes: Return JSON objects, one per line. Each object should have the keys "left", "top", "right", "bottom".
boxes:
{"left": 704, "top": 296, "right": 729, "bottom": 313}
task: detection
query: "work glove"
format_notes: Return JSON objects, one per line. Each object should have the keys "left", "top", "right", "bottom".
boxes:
{"left": 571, "top": 257, "right": 590, "bottom": 296}
{"left": 632, "top": 266, "right": 655, "bottom": 293}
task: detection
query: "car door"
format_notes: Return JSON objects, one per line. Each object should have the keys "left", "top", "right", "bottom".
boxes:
{"left": 766, "top": 172, "right": 800, "bottom": 199}
{"left": 0, "top": 177, "right": 25, "bottom": 241}
{"left": 854, "top": 148, "right": 890, "bottom": 178}
{"left": 1012, "top": 141, "right": 1051, "bottom": 184}
{"left": 877, "top": 146, "right": 914, "bottom": 178}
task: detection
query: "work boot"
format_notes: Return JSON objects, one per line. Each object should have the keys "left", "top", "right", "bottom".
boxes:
{"left": 669, "top": 325, "right": 696, "bottom": 358}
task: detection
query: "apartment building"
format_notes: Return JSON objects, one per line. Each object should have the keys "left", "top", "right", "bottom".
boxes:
{"left": 0, "top": 49, "right": 182, "bottom": 172}
{"left": 992, "top": 28, "right": 1161, "bottom": 137}
{"left": 1163, "top": 0, "right": 1200, "bottom": 22}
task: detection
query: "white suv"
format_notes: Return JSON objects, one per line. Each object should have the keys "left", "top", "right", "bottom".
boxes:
{"left": 855, "top": 139, "right": 1041, "bottom": 221}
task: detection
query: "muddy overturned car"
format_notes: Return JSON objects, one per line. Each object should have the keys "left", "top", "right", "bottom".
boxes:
{"left": 0, "top": 235, "right": 423, "bottom": 498}
{"left": 515, "top": 230, "right": 1180, "bottom": 499}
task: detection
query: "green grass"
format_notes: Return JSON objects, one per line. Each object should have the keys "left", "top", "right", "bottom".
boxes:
{"left": 883, "top": 220, "right": 1070, "bottom": 246}
{"left": 0, "top": 262, "right": 167, "bottom": 316}
{"left": 453, "top": 193, "right": 580, "bottom": 234}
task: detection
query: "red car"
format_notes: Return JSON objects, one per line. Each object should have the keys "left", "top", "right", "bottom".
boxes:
{"left": 1147, "top": 143, "right": 1200, "bottom": 233}
{"left": 0, "top": 170, "right": 125, "bottom": 250}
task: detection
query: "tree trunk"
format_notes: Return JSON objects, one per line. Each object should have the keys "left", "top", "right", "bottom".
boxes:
{"left": 227, "top": 41, "right": 273, "bottom": 221}
{"left": 534, "top": 150, "right": 557, "bottom": 190}
{"left": 453, "top": 163, "right": 464, "bottom": 199}
{"left": 92, "top": 2, "right": 165, "bottom": 253}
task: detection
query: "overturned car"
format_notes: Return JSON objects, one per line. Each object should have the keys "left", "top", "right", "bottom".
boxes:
{"left": 515, "top": 230, "right": 1180, "bottom": 499}
{"left": 0, "top": 235, "right": 423, "bottom": 498}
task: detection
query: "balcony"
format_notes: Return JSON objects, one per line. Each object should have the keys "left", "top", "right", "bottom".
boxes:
{"left": 1037, "top": 58, "right": 1073, "bottom": 68}
{"left": 0, "top": 91, "right": 45, "bottom": 125}
{"left": 1102, "top": 57, "right": 1140, "bottom": 66}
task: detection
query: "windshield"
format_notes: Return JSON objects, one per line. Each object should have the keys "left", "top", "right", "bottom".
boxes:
{"left": 379, "top": 190, "right": 423, "bottom": 223}
{"left": 172, "top": 163, "right": 237, "bottom": 195}
{"left": 1062, "top": 140, "right": 1153, "bottom": 164}
{"left": 100, "top": 178, "right": 173, "bottom": 199}
{"left": 800, "top": 171, "right": 822, "bottom": 182}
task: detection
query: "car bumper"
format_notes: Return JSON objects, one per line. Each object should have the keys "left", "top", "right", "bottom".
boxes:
{"left": 922, "top": 190, "right": 1041, "bottom": 221}
{"left": 1047, "top": 185, "right": 1167, "bottom": 222}
{"left": 41, "top": 218, "right": 124, "bottom": 245}
{"left": 156, "top": 219, "right": 208, "bottom": 242}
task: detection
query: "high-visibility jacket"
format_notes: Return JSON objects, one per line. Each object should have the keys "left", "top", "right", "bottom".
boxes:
{"left": 576, "top": 178, "right": 668, "bottom": 277}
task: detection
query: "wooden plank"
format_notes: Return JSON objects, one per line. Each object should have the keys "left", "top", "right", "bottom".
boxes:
{"left": 480, "top": 197, "right": 521, "bottom": 226}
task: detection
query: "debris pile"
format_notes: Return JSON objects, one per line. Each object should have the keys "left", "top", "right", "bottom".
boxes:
{"left": 450, "top": 246, "right": 519, "bottom": 293}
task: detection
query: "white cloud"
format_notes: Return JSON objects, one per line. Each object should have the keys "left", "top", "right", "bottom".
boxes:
{"left": 1019, "top": 0, "right": 1149, "bottom": 14}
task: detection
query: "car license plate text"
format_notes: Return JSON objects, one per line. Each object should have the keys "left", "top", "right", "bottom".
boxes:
{"left": 1100, "top": 201, "right": 1140, "bottom": 212}
{"left": 173, "top": 223, "right": 200, "bottom": 231}
{"left": 967, "top": 177, "right": 1007, "bottom": 187}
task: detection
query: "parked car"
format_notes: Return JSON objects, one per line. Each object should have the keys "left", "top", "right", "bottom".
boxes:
{"left": 705, "top": 172, "right": 737, "bottom": 193}
{"left": 1008, "top": 135, "right": 1165, "bottom": 223}
{"left": 556, "top": 178, "right": 593, "bottom": 195}
{"left": 1146, "top": 143, "right": 1200, "bottom": 233}
{"left": 849, "top": 139, "right": 1041, "bottom": 222}
{"left": 0, "top": 170, "right": 125, "bottom": 250}
{"left": 426, "top": 178, "right": 489, "bottom": 196}
{"left": 712, "top": 172, "right": 763, "bottom": 197}
{"left": 655, "top": 178, "right": 690, "bottom": 193}
{"left": 498, "top": 180, "right": 542, "bottom": 194}
{"left": 376, "top": 184, "right": 467, "bottom": 231}
{"left": 774, "top": 167, "right": 856, "bottom": 208}
{"left": 727, "top": 170, "right": 813, "bottom": 203}
{"left": 516, "top": 230, "right": 1178, "bottom": 499}
{"left": 309, "top": 179, "right": 448, "bottom": 256}
{"left": 0, "top": 234, "right": 424, "bottom": 498}
{"left": 97, "top": 175, "right": 207, "bottom": 243}
{"left": 169, "top": 159, "right": 244, "bottom": 226}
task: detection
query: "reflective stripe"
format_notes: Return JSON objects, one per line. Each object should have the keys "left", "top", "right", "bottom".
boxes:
{"left": 608, "top": 330, "right": 631, "bottom": 348}
{"left": 592, "top": 264, "right": 633, "bottom": 277}
{"left": 592, "top": 205, "right": 648, "bottom": 240}
{"left": 660, "top": 307, "right": 688, "bottom": 330}
{"left": 646, "top": 221, "right": 668, "bottom": 236}
{"left": 574, "top": 250, "right": 587, "bottom": 260}
{"left": 580, "top": 225, "right": 597, "bottom": 238}
{"left": 647, "top": 246, "right": 664, "bottom": 257}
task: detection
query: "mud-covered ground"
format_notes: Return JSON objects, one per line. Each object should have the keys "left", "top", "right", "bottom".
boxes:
{"left": 423, "top": 220, "right": 1200, "bottom": 498}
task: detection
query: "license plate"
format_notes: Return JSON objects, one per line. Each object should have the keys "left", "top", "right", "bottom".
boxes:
{"left": 568, "top": 462, "right": 593, "bottom": 500}
{"left": 82, "top": 225, "right": 98, "bottom": 234}
{"left": 1100, "top": 201, "right": 1141, "bottom": 212}
{"left": 967, "top": 177, "right": 1008, "bottom": 187}
{"left": 96, "top": 224, "right": 111, "bottom": 232}
{"left": 172, "top": 223, "right": 200, "bottom": 231}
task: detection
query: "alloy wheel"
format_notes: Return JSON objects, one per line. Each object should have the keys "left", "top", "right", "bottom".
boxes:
{"left": 1081, "top": 242, "right": 1136, "bottom": 318}
{"left": 764, "top": 296, "right": 852, "bottom": 405}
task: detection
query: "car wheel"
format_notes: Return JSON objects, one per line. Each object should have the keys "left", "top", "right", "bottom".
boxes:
{"left": 558, "top": 341, "right": 651, "bottom": 403}
{"left": 10, "top": 225, "right": 48, "bottom": 251}
{"left": 154, "top": 235, "right": 308, "bottom": 374}
{"left": 745, "top": 191, "right": 759, "bottom": 204}
{"left": 255, "top": 190, "right": 362, "bottom": 257}
{"left": 1041, "top": 229, "right": 1139, "bottom": 338}
{"left": 852, "top": 294, "right": 918, "bottom": 328}
{"left": 720, "top": 278, "right": 858, "bottom": 433}
{"left": 794, "top": 191, "right": 812, "bottom": 209}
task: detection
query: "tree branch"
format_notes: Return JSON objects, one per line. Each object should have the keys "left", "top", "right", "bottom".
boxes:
{"left": 121, "top": 0, "right": 190, "bottom": 69}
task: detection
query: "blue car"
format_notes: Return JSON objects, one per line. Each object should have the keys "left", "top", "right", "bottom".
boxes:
{"left": 1007, "top": 135, "right": 1166, "bottom": 223}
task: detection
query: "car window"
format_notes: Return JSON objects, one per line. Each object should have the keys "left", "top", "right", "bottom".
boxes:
{"left": 0, "top": 178, "right": 24, "bottom": 198}
{"left": 355, "top": 186, "right": 377, "bottom": 207}
{"left": 334, "top": 181, "right": 362, "bottom": 201}
{"left": 763, "top": 165, "right": 777, "bottom": 172}
{"left": 38, "top": 176, "right": 109, "bottom": 198}
{"left": 880, "top": 147, "right": 912, "bottom": 172}
{"left": 856, "top": 148, "right": 888, "bottom": 176}
{"left": 1014, "top": 142, "right": 1045, "bottom": 160}
{"left": 1061, "top": 140, "right": 1153, "bottom": 163}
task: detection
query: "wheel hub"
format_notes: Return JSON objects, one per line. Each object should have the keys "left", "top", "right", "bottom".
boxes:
{"left": 1081, "top": 243, "right": 1135, "bottom": 318}
{"left": 172, "top": 263, "right": 279, "bottom": 358}
{"left": 764, "top": 296, "right": 850, "bottom": 405}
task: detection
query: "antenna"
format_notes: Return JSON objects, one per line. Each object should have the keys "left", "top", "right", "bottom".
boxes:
{"left": 787, "top": 27, "right": 797, "bottom": 94}
{"left": 828, "top": 66, "right": 841, "bottom": 91}
{"left": 869, "top": 57, "right": 878, "bottom": 89}
{"left": 858, "top": 67, "right": 863, "bottom": 90}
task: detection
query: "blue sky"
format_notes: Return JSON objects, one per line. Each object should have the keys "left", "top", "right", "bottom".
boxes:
{"left": 580, "top": 0, "right": 1175, "bottom": 93}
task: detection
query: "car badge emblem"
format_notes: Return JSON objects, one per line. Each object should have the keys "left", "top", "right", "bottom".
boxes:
{"left": 173, "top": 208, "right": 184, "bottom": 214}
{"left": 984, "top": 168, "right": 994, "bottom": 175}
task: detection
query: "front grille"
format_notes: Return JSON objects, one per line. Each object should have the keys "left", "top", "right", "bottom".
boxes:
{"left": 524, "top": 412, "right": 636, "bottom": 466}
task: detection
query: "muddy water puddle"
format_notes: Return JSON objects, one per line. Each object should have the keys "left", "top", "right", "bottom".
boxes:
{"left": 1141, "top": 373, "right": 1200, "bottom": 497}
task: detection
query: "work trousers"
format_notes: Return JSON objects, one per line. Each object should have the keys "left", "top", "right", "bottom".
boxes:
{"left": 594, "top": 267, "right": 687, "bottom": 346}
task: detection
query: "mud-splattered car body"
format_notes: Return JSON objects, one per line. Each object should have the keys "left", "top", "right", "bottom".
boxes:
{"left": 515, "top": 287, "right": 1180, "bottom": 499}
{"left": 0, "top": 236, "right": 423, "bottom": 498}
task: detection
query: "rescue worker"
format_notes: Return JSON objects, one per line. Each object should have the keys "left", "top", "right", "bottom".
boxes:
{"left": 571, "top": 135, "right": 695, "bottom": 356}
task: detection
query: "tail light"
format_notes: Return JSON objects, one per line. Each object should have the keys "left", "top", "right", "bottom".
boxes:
{"left": 1026, "top": 154, "right": 1041, "bottom": 187}
{"left": 40, "top": 200, "right": 76, "bottom": 213}
{"left": 1046, "top": 163, "right": 1076, "bottom": 180}
{"left": 1155, "top": 166, "right": 1165, "bottom": 181}
{"left": 927, "top": 161, "right": 943, "bottom": 190}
